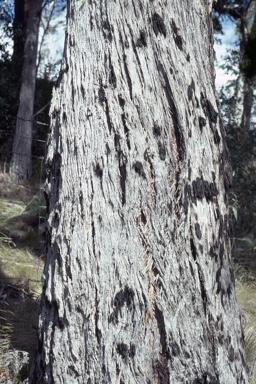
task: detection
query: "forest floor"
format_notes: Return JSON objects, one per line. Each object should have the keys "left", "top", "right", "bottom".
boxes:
{"left": 0, "top": 172, "right": 255, "bottom": 382}
{"left": 0, "top": 173, "right": 44, "bottom": 382}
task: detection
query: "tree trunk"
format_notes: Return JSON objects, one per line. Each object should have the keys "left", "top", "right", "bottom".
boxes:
{"left": 10, "top": 0, "right": 42, "bottom": 181}
{"left": 13, "top": 0, "right": 27, "bottom": 65}
{"left": 12, "top": 0, "right": 27, "bottom": 87}
{"left": 31, "top": 1, "right": 248, "bottom": 383}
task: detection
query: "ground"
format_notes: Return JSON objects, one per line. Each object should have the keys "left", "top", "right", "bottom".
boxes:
{"left": 0, "top": 172, "right": 44, "bottom": 383}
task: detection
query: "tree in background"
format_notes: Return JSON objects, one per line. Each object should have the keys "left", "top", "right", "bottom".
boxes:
{"left": 0, "top": 0, "right": 65, "bottom": 179}
{"left": 213, "top": 0, "right": 256, "bottom": 236}
{"left": 30, "top": 1, "right": 247, "bottom": 382}
{"left": 9, "top": 0, "right": 43, "bottom": 181}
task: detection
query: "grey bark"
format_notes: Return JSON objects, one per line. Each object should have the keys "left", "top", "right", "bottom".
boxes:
{"left": 31, "top": 0, "right": 248, "bottom": 383}
{"left": 10, "top": 0, "right": 42, "bottom": 181}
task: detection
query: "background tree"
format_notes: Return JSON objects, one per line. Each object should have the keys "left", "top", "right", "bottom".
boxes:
{"left": 0, "top": 0, "right": 65, "bottom": 178}
{"left": 9, "top": 0, "right": 43, "bottom": 181}
{"left": 213, "top": 0, "right": 256, "bottom": 237}
{"left": 31, "top": 1, "right": 247, "bottom": 383}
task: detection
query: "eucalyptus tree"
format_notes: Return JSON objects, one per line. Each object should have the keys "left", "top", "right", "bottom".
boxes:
{"left": 31, "top": 0, "right": 248, "bottom": 383}
{"left": 10, "top": 0, "right": 43, "bottom": 180}
{"left": 214, "top": 0, "right": 256, "bottom": 235}
{"left": 9, "top": 0, "right": 65, "bottom": 180}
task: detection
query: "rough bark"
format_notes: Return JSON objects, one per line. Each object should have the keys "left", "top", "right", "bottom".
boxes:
{"left": 31, "top": 0, "right": 248, "bottom": 383}
{"left": 10, "top": 0, "right": 42, "bottom": 181}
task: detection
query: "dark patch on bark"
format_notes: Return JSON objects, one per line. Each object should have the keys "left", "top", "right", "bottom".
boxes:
{"left": 170, "top": 341, "right": 180, "bottom": 356}
{"left": 67, "top": 365, "right": 80, "bottom": 378}
{"left": 116, "top": 342, "right": 136, "bottom": 363}
{"left": 187, "top": 85, "right": 192, "bottom": 101}
{"left": 228, "top": 346, "right": 235, "bottom": 362}
{"left": 121, "top": 113, "right": 131, "bottom": 150}
{"left": 102, "top": 19, "right": 112, "bottom": 42}
{"left": 188, "top": 166, "right": 192, "bottom": 181}
{"left": 193, "top": 373, "right": 219, "bottom": 384}
{"left": 209, "top": 244, "right": 218, "bottom": 262}
{"left": 190, "top": 238, "right": 197, "bottom": 261}
{"left": 155, "top": 305, "right": 168, "bottom": 354}
{"left": 62, "top": 111, "right": 67, "bottom": 122}
{"left": 119, "top": 163, "right": 127, "bottom": 206}
{"left": 109, "top": 56, "right": 117, "bottom": 88}
{"left": 133, "top": 161, "right": 146, "bottom": 179}
{"left": 91, "top": 204, "right": 96, "bottom": 256}
{"left": 192, "top": 177, "right": 218, "bottom": 202}
{"left": 192, "top": 177, "right": 205, "bottom": 200}
{"left": 219, "top": 243, "right": 224, "bottom": 264}
{"left": 118, "top": 95, "right": 125, "bottom": 107}
{"left": 105, "top": 99, "right": 113, "bottom": 133}
{"left": 174, "top": 34, "right": 182, "bottom": 50}
{"left": 187, "top": 79, "right": 195, "bottom": 101}
{"left": 153, "top": 357, "right": 169, "bottom": 384}
{"left": 95, "top": 287, "right": 102, "bottom": 344}
{"left": 141, "top": 209, "right": 147, "bottom": 225}
{"left": 114, "top": 134, "right": 127, "bottom": 205}
{"left": 137, "top": 30, "right": 147, "bottom": 47}
{"left": 206, "top": 99, "right": 218, "bottom": 124}
{"left": 198, "top": 267, "right": 207, "bottom": 315}
{"left": 94, "top": 163, "right": 103, "bottom": 178}
{"left": 110, "top": 286, "right": 135, "bottom": 323}
{"left": 155, "top": 60, "right": 185, "bottom": 161}
{"left": 199, "top": 116, "right": 206, "bottom": 131}
{"left": 171, "top": 20, "right": 183, "bottom": 50}
{"left": 123, "top": 54, "right": 133, "bottom": 99}
{"left": 118, "top": 95, "right": 130, "bottom": 150}
{"left": 152, "top": 13, "right": 167, "bottom": 37}
{"left": 195, "top": 223, "right": 202, "bottom": 239}
{"left": 200, "top": 93, "right": 220, "bottom": 144}
{"left": 153, "top": 124, "right": 161, "bottom": 137}
{"left": 158, "top": 142, "right": 166, "bottom": 160}
{"left": 183, "top": 184, "right": 192, "bottom": 214}
{"left": 98, "top": 82, "right": 106, "bottom": 105}
{"left": 170, "top": 19, "right": 178, "bottom": 35}
{"left": 65, "top": 262, "right": 72, "bottom": 281}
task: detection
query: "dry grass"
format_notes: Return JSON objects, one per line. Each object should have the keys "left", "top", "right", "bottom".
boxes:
{"left": 0, "top": 172, "right": 44, "bottom": 381}
{"left": 236, "top": 280, "right": 256, "bottom": 382}
{"left": 0, "top": 293, "right": 40, "bottom": 353}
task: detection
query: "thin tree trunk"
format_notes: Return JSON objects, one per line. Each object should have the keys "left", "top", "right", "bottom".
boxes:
{"left": 10, "top": 0, "right": 42, "bottom": 181}
{"left": 12, "top": 0, "right": 27, "bottom": 79}
{"left": 31, "top": 1, "right": 247, "bottom": 383}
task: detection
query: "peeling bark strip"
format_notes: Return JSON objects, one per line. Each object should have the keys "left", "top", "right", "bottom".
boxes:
{"left": 31, "top": 1, "right": 248, "bottom": 383}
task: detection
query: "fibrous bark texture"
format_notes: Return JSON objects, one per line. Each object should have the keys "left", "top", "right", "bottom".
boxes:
{"left": 10, "top": 0, "right": 42, "bottom": 181}
{"left": 31, "top": 1, "right": 248, "bottom": 383}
